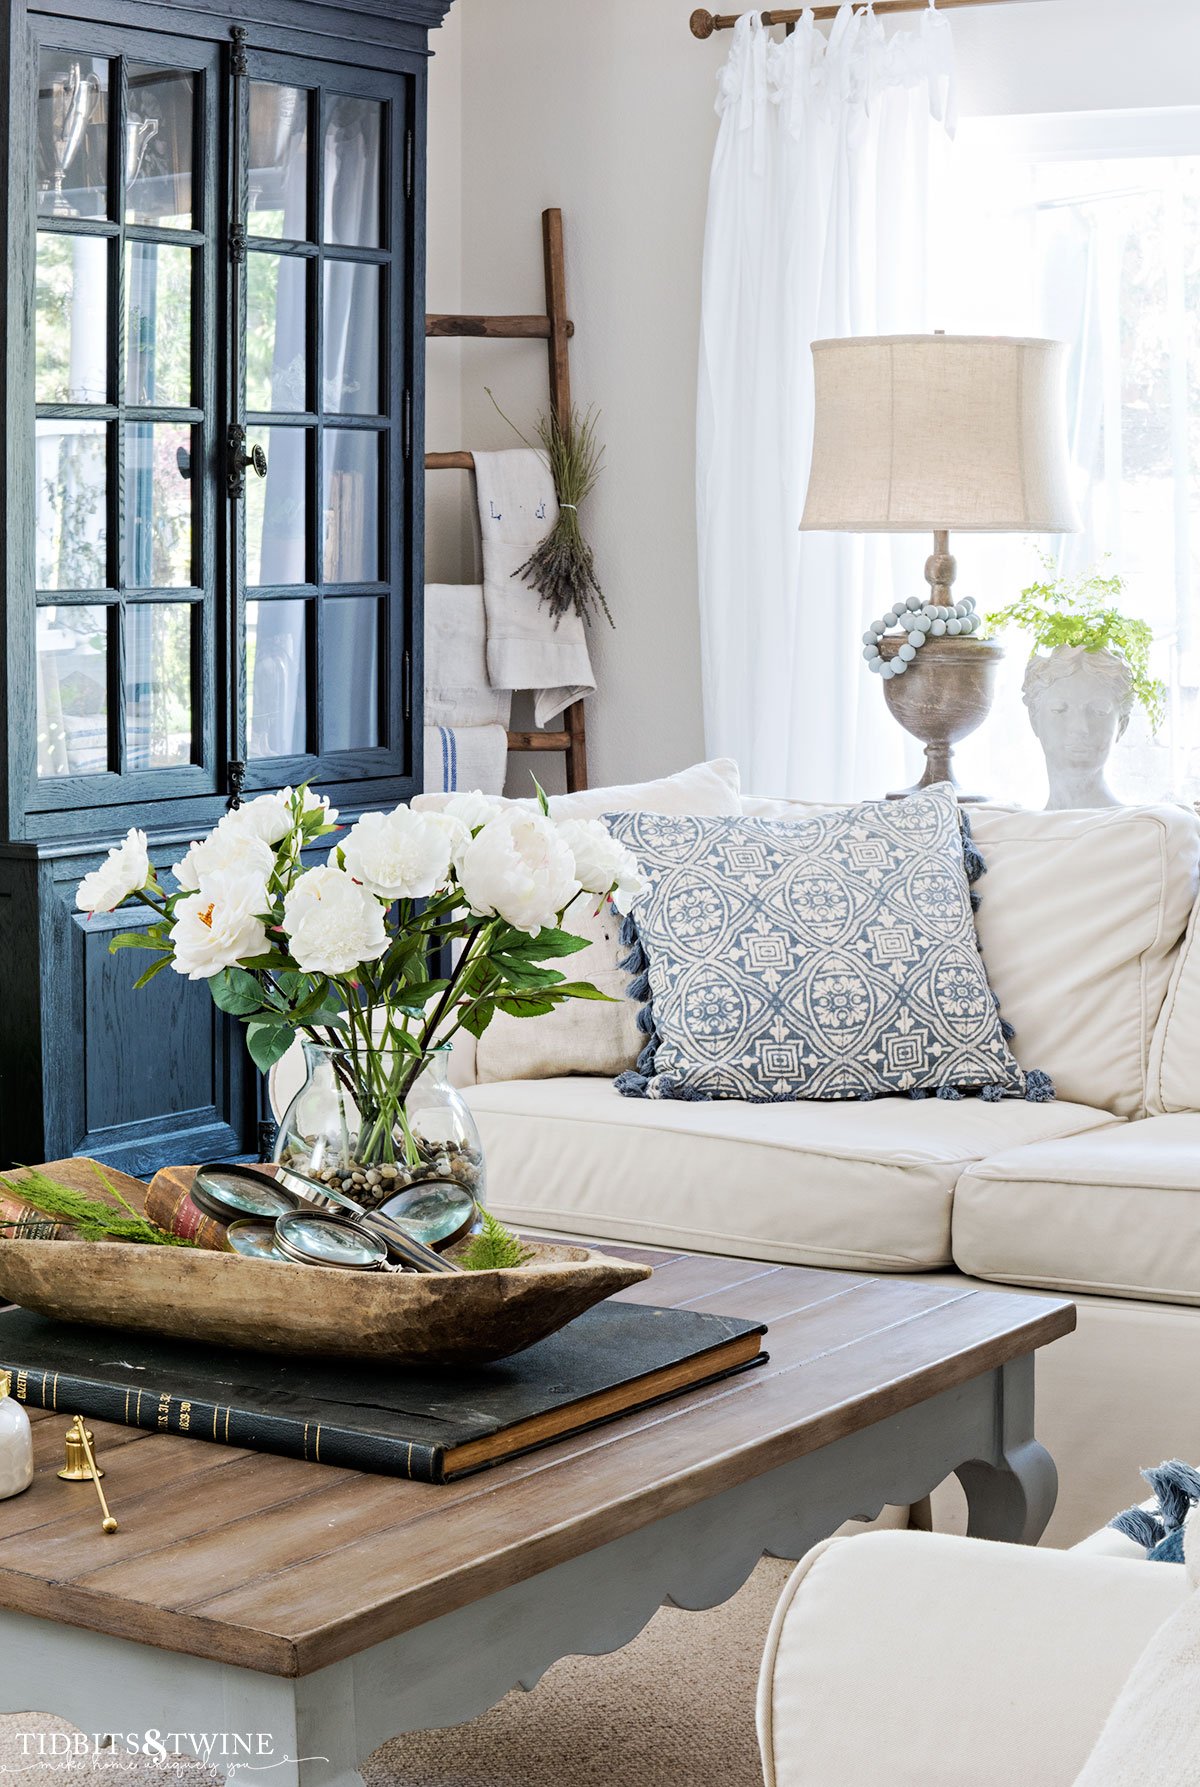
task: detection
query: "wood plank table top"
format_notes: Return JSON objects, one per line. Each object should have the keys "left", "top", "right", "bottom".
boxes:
{"left": 0, "top": 1248, "right": 1074, "bottom": 1680}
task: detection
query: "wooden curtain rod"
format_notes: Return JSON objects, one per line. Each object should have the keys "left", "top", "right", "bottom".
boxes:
{"left": 691, "top": 0, "right": 1025, "bottom": 35}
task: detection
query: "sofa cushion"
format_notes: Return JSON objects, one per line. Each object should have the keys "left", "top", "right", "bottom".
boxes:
{"left": 1149, "top": 900, "right": 1200, "bottom": 1115}
{"left": 466, "top": 1077, "right": 1118, "bottom": 1271}
{"left": 744, "top": 797, "right": 1200, "bottom": 1120}
{"left": 953, "top": 1114, "right": 1200, "bottom": 1304}
{"left": 607, "top": 787, "right": 1036, "bottom": 1103}
{"left": 418, "top": 759, "right": 743, "bottom": 1084}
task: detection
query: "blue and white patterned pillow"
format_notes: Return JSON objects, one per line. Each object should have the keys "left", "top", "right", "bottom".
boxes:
{"left": 606, "top": 784, "right": 1051, "bottom": 1105}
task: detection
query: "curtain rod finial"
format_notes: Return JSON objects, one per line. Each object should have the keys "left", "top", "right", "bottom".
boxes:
{"left": 690, "top": 9, "right": 717, "bottom": 38}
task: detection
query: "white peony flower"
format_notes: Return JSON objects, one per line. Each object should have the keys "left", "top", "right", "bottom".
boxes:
{"left": 282, "top": 865, "right": 388, "bottom": 976}
{"left": 441, "top": 789, "right": 505, "bottom": 832}
{"left": 76, "top": 829, "right": 152, "bottom": 914}
{"left": 168, "top": 870, "right": 272, "bottom": 981}
{"left": 171, "top": 826, "right": 276, "bottom": 902}
{"left": 557, "top": 818, "right": 648, "bottom": 912}
{"left": 457, "top": 812, "right": 581, "bottom": 936}
{"left": 224, "top": 786, "right": 337, "bottom": 847}
{"left": 341, "top": 807, "right": 466, "bottom": 901}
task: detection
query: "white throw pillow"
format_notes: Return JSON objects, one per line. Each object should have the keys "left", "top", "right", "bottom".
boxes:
{"left": 415, "top": 760, "right": 742, "bottom": 1082}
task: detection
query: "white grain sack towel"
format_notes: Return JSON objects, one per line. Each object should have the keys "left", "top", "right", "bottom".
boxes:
{"left": 473, "top": 447, "right": 595, "bottom": 727}
{"left": 424, "top": 583, "right": 511, "bottom": 728}
{"left": 422, "top": 724, "right": 509, "bottom": 797}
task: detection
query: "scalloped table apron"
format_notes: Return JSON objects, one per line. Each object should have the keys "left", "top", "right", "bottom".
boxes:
{"left": 0, "top": 1245, "right": 1073, "bottom": 1786}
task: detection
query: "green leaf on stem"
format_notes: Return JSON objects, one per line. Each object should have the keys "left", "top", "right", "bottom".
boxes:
{"left": 493, "top": 993, "right": 556, "bottom": 1019}
{"left": 549, "top": 981, "right": 615, "bottom": 1001}
{"left": 532, "top": 777, "right": 551, "bottom": 817}
{"left": 458, "top": 999, "right": 495, "bottom": 1040}
{"left": 245, "top": 1018, "right": 295, "bottom": 1074}
{"left": 133, "top": 955, "right": 173, "bottom": 990}
{"left": 209, "top": 967, "right": 265, "bottom": 1016}
{"left": 499, "top": 926, "right": 591, "bottom": 960}
{"left": 109, "top": 929, "right": 169, "bottom": 953}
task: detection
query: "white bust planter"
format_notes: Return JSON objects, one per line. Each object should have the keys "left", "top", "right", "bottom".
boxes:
{"left": 1022, "top": 644, "right": 1135, "bottom": 810}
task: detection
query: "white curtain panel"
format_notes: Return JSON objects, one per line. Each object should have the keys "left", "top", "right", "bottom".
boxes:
{"left": 696, "top": 5, "right": 956, "bottom": 801}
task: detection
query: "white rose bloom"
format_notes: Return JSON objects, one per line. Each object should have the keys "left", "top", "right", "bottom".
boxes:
{"left": 458, "top": 811, "right": 581, "bottom": 936}
{"left": 220, "top": 786, "right": 338, "bottom": 847}
{"left": 169, "top": 870, "right": 272, "bottom": 981}
{"left": 76, "top": 829, "right": 152, "bottom": 914}
{"left": 283, "top": 865, "right": 388, "bottom": 976}
{"left": 342, "top": 807, "right": 464, "bottom": 901}
{"left": 171, "top": 827, "right": 276, "bottom": 903}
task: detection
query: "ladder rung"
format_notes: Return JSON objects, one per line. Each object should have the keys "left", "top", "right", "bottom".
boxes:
{"left": 426, "top": 314, "right": 574, "bottom": 341}
{"left": 426, "top": 450, "right": 475, "bottom": 471}
{"left": 507, "top": 730, "right": 572, "bottom": 751}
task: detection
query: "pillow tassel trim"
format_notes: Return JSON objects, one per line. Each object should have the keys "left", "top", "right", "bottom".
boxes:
{"left": 1110, "top": 1460, "right": 1200, "bottom": 1563}
{"left": 614, "top": 811, "right": 1055, "bottom": 1106}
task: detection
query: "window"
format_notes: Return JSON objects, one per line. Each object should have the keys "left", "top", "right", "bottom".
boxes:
{"left": 940, "top": 110, "right": 1200, "bottom": 806}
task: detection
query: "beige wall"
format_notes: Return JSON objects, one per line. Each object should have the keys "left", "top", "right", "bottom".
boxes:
{"left": 425, "top": 0, "right": 1200, "bottom": 794}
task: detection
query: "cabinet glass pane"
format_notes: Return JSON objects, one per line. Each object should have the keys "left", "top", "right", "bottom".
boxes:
{"left": 36, "top": 419, "right": 107, "bottom": 591}
{"left": 323, "top": 96, "right": 381, "bottom": 248}
{"left": 36, "top": 52, "right": 108, "bottom": 220}
{"left": 125, "top": 66, "right": 194, "bottom": 229}
{"left": 125, "top": 422, "right": 193, "bottom": 587}
{"left": 322, "top": 431, "right": 378, "bottom": 582}
{"left": 246, "top": 425, "right": 307, "bottom": 586}
{"left": 247, "top": 599, "right": 307, "bottom": 758}
{"left": 249, "top": 83, "right": 309, "bottom": 241}
{"left": 247, "top": 253, "right": 307, "bottom": 412}
{"left": 323, "top": 598, "right": 379, "bottom": 750}
{"left": 36, "top": 234, "right": 108, "bottom": 404}
{"left": 323, "top": 262, "right": 379, "bottom": 415}
{"left": 125, "top": 242, "right": 192, "bottom": 407}
{"left": 126, "top": 603, "right": 193, "bottom": 769}
{"left": 37, "top": 605, "right": 109, "bottom": 777}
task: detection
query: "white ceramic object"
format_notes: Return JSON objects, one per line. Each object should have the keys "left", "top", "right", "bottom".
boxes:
{"left": 0, "top": 1371, "right": 33, "bottom": 1499}
{"left": 1022, "top": 644, "right": 1134, "bottom": 810}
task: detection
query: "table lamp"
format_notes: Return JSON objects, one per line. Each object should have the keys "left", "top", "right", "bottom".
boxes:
{"left": 800, "top": 334, "right": 1079, "bottom": 796}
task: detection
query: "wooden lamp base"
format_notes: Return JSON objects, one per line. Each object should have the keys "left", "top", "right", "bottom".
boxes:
{"left": 879, "top": 634, "right": 1004, "bottom": 801}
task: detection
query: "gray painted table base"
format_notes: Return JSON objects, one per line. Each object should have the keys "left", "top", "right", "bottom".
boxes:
{"left": 0, "top": 1358, "right": 1054, "bottom": 1787}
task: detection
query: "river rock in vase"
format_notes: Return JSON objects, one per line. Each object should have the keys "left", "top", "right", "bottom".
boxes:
{"left": 274, "top": 1041, "right": 486, "bottom": 1214}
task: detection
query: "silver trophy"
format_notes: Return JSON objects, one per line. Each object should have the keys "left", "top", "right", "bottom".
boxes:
{"left": 45, "top": 63, "right": 101, "bottom": 216}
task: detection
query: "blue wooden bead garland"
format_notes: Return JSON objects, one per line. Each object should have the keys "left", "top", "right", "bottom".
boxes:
{"left": 861, "top": 596, "right": 981, "bottom": 678}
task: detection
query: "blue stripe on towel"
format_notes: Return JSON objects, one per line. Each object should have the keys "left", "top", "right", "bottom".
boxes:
{"left": 436, "top": 727, "right": 459, "bottom": 793}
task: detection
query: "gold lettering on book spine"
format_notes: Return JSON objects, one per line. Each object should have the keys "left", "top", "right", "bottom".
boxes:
{"left": 157, "top": 1393, "right": 171, "bottom": 1431}
{"left": 179, "top": 1399, "right": 191, "bottom": 1432}
{"left": 15, "top": 1371, "right": 26, "bottom": 1402}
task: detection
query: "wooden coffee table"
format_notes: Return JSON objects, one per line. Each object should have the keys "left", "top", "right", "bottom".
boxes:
{"left": 0, "top": 1247, "right": 1072, "bottom": 1785}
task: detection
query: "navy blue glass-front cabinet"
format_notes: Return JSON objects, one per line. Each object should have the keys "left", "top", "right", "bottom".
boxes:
{"left": 0, "top": 0, "right": 450, "bottom": 1172}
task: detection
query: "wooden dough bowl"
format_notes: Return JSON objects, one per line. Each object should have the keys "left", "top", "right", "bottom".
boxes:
{"left": 0, "top": 1239, "right": 653, "bottom": 1365}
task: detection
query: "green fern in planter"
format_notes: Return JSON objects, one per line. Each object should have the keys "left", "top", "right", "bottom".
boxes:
{"left": 458, "top": 1208, "right": 535, "bottom": 1271}
{"left": 987, "top": 556, "right": 1165, "bottom": 731}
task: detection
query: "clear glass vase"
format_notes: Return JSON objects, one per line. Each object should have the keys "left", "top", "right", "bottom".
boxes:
{"left": 272, "top": 1040, "right": 485, "bottom": 1214}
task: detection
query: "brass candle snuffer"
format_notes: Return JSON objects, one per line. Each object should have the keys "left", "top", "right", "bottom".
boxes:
{"left": 58, "top": 1416, "right": 118, "bottom": 1533}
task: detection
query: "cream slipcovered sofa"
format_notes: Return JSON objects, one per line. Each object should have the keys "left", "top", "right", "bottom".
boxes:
{"left": 430, "top": 761, "right": 1200, "bottom": 1546}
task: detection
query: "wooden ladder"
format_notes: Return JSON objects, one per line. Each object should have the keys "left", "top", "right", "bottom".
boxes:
{"left": 425, "top": 207, "right": 589, "bottom": 792}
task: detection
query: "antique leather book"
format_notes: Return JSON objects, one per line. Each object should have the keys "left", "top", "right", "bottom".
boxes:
{"left": 0, "top": 1303, "right": 767, "bottom": 1482}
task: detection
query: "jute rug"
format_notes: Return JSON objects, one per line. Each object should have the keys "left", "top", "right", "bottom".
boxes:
{"left": 0, "top": 1558, "right": 794, "bottom": 1787}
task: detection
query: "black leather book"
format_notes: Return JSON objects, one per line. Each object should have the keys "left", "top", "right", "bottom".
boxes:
{"left": 0, "top": 1303, "right": 767, "bottom": 1483}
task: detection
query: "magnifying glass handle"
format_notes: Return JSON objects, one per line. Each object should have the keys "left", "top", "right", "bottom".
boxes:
{"left": 360, "top": 1213, "right": 462, "bottom": 1274}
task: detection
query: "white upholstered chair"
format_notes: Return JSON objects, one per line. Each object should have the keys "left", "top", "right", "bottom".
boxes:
{"left": 757, "top": 1529, "right": 1187, "bottom": 1787}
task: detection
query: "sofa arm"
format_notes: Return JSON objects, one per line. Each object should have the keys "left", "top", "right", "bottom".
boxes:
{"left": 758, "top": 1530, "right": 1186, "bottom": 1787}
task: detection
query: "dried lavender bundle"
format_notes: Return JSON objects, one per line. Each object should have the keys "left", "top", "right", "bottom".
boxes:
{"left": 487, "top": 390, "right": 613, "bottom": 628}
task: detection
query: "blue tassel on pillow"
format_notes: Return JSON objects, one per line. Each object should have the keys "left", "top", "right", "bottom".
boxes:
{"left": 1109, "top": 1459, "right": 1200, "bottom": 1559}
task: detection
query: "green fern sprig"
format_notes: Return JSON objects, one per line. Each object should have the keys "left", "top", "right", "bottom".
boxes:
{"left": 0, "top": 1165, "right": 196, "bottom": 1246}
{"left": 458, "top": 1208, "right": 535, "bottom": 1271}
